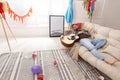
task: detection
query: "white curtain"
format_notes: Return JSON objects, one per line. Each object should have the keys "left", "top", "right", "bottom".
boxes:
{"left": 5, "top": 0, "right": 68, "bottom": 27}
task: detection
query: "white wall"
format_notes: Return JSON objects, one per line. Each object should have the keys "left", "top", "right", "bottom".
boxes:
{"left": 73, "top": 0, "right": 106, "bottom": 24}
{"left": 101, "top": 0, "right": 120, "bottom": 29}
{"left": 0, "top": 26, "right": 49, "bottom": 38}
{"left": 73, "top": 0, "right": 120, "bottom": 30}
{"left": 0, "top": 0, "right": 68, "bottom": 38}
{"left": 1, "top": 0, "right": 120, "bottom": 38}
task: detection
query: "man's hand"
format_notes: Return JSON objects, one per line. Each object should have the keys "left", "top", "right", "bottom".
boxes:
{"left": 60, "top": 35, "right": 64, "bottom": 40}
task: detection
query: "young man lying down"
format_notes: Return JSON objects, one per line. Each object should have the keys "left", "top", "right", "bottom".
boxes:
{"left": 60, "top": 25, "right": 117, "bottom": 64}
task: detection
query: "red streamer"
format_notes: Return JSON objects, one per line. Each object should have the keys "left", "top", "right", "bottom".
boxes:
{"left": 6, "top": 2, "right": 32, "bottom": 23}
{"left": 0, "top": 2, "right": 6, "bottom": 19}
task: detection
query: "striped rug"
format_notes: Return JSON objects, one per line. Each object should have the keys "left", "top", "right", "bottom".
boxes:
{"left": 36, "top": 49, "right": 111, "bottom": 80}
{"left": 0, "top": 49, "right": 111, "bottom": 80}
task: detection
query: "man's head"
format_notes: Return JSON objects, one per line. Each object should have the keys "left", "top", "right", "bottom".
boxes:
{"left": 71, "top": 22, "right": 82, "bottom": 30}
{"left": 71, "top": 24, "right": 78, "bottom": 30}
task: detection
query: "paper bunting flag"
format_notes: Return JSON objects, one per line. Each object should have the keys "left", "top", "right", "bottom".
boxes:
{"left": 0, "top": 1, "right": 33, "bottom": 51}
{"left": 6, "top": 2, "right": 32, "bottom": 23}
{"left": 83, "top": 0, "right": 96, "bottom": 19}
{"left": 0, "top": 1, "right": 32, "bottom": 23}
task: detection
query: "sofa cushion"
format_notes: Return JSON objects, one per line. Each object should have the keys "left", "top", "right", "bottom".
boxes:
{"left": 79, "top": 51, "right": 98, "bottom": 67}
{"left": 103, "top": 45, "right": 120, "bottom": 60}
{"left": 113, "top": 62, "right": 120, "bottom": 70}
{"left": 94, "top": 34, "right": 106, "bottom": 39}
{"left": 79, "top": 46, "right": 88, "bottom": 56}
{"left": 95, "top": 26, "right": 112, "bottom": 38}
{"left": 107, "top": 38, "right": 120, "bottom": 49}
{"left": 109, "top": 30, "right": 120, "bottom": 42}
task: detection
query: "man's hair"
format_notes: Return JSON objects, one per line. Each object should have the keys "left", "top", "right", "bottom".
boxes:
{"left": 71, "top": 24, "right": 76, "bottom": 28}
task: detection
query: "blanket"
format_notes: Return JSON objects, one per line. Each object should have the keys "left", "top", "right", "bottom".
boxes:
{"left": 69, "top": 42, "right": 81, "bottom": 61}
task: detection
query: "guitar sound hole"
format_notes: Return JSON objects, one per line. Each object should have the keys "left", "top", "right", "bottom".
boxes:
{"left": 71, "top": 36, "right": 75, "bottom": 40}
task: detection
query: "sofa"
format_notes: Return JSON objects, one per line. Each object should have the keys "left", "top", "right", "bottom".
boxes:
{"left": 69, "top": 22, "right": 120, "bottom": 80}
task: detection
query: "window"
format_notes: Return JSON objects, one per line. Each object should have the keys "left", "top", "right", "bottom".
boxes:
{"left": 49, "top": 15, "right": 64, "bottom": 37}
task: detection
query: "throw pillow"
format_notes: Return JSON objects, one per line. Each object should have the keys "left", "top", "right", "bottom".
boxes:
{"left": 94, "top": 34, "right": 106, "bottom": 39}
{"left": 103, "top": 45, "right": 120, "bottom": 60}
{"left": 107, "top": 38, "right": 120, "bottom": 49}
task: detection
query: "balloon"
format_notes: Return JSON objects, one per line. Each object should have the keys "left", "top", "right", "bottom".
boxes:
{"left": 32, "top": 53, "right": 37, "bottom": 58}
{"left": 37, "top": 74, "right": 44, "bottom": 80}
{"left": 31, "top": 64, "right": 42, "bottom": 75}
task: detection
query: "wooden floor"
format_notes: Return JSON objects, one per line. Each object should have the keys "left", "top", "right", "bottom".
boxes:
{"left": 0, "top": 37, "right": 65, "bottom": 53}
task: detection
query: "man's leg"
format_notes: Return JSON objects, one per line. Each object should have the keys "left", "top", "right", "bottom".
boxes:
{"left": 79, "top": 38, "right": 95, "bottom": 50}
{"left": 91, "top": 38, "right": 106, "bottom": 49}
{"left": 91, "top": 49, "right": 104, "bottom": 60}
{"left": 79, "top": 38, "right": 105, "bottom": 60}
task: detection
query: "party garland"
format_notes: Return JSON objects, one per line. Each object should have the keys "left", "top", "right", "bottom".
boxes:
{"left": 0, "top": 1, "right": 6, "bottom": 19}
{"left": 0, "top": 1, "right": 32, "bottom": 23}
{"left": 0, "top": 1, "right": 33, "bottom": 51}
{"left": 83, "top": 0, "right": 96, "bottom": 19}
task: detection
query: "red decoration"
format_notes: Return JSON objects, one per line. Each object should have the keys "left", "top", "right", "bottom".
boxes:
{"left": 6, "top": 2, "right": 32, "bottom": 23}
{"left": 53, "top": 60, "right": 57, "bottom": 65}
{"left": 32, "top": 53, "right": 37, "bottom": 58}
{"left": 0, "top": 1, "right": 32, "bottom": 52}
{"left": 98, "top": 76, "right": 104, "bottom": 80}
{"left": 0, "top": 2, "right": 5, "bottom": 19}
{"left": 0, "top": 1, "right": 32, "bottom": 23}
{"left": 86, "top": 0, "right": 91, "bottom": 12}
{"left": 37, "top": 74, "right": 44, "bottom": 80}
{"left": 0, "top": 2, "right": 4, "bottom": 13}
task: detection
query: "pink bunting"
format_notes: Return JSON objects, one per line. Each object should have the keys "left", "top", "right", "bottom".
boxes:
{"left": 6, "top": 2, "right": 32, "bottom": 23}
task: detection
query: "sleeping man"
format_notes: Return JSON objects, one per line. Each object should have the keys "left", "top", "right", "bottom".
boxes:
{"left": 61, "top": 26, "right": 117, "bottom": 64}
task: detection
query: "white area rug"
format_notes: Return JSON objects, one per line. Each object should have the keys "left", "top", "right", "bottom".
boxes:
{"left": 0, "top": 49, "right": 111, "bottom": 80}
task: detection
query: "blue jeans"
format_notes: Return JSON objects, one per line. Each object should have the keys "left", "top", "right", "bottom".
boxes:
{"left": 79, "top": 38, "right": 106, "bottom": 60}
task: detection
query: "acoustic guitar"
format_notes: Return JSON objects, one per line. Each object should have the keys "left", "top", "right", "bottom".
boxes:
{"left": 60, "top": 34, "right": 79, "bottom": 47}
{"left": 60, "top": 29, "right": 91, "bottom": 47}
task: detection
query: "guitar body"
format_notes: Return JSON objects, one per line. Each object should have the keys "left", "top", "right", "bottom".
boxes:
{"left": 61, "top": 39, "right": 75, "bottom": 47}
{"left": 60, "top": 34, "right": 79, "bottom": 47}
